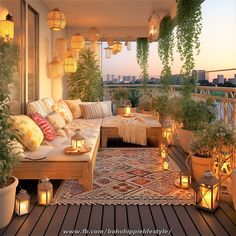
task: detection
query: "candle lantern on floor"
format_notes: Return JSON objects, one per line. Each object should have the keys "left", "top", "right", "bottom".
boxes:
{"left": 163, "top": 160, "right": 169, "bottom": 170}
{"left": 162, "top": 127, "right": 173, "bottom": 145}
{"left": 196, "top": 171, "right": 219, "bottom": 212}
{"left": 15, "top": 189, "right": 30, "bottom": 216}
{"left": 37, "top": 177, "right": 53, "bottom": 206}
{"left": 124, "top": 100, "right": 132, "bottom": 116}
{"left": 160, "top": 138, "right": 168, "bottom": 159}
{"left": 175, "top": 170, "right": 191, "bottom": 189}
{"left": 71, "top": 132, "right": 85, "bottom": 149}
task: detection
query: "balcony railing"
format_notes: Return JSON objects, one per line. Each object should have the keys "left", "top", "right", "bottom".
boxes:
{"left": 103, "top": 84, "right": 236, "bottom": 127}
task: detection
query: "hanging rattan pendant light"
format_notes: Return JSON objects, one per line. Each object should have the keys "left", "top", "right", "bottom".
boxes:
{"left": 87, "top": 26, "right": 101, "bottom": 42}
{"left": 47, "top": 8, "right": 66, "bottom": 31}
{"left": 71, "top": 33, "right": 85, "bottom": 51}
{"left": 112, "top": 41, "right": 122, "bottom": 54}
{"left": 0, "top": 13, "right": 14, "bottom": 41}
{"left": 64, "top": 54, "right": 77, "bottom": 73}
{"left": 148, "top": 13, "right": 159, "bottom": 41}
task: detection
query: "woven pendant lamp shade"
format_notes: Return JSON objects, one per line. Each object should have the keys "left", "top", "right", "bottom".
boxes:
{"left": 47, "top": 57, "right": 64, "bottom": 79}
{"left": 0, "top": 14, "right": 14, "bottom": 41}
{"left": 64, "top": 55, "right": 77, "bottom": 73}
{"left": 148, "top": 13, "right": 159, "bottom": 41}
{"left": 87, "top": 26, "right": 101, "bottom": 42}
{"left": 47, "top": 8, "right": 66, "bottom": 31}
{"left": 55, "top": 38, "right": 67, "bottom": 60}
{"left": 112, "top": 41, "right": 122, "bottom": 54}
{"left": 71, "top": 33, "right": 85, "bottom": 51}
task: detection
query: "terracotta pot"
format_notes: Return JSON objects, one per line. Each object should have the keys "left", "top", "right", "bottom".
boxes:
{"left": 191, "top": 155, "right": 213, "bottom": 181}
{"left": 232, "top": 169, "right": 236, "bottom": 211}
{"left": 116, "top": 107, "right": 136, "bottom": 116}
{"left": 0, "top": 176, "right": 18, "bottom": 229}
{"left": 140, "top": 109, "right": 154, "bottom": 116}
{"left": 179, "top": 129, "right": 195, "bottom": 153}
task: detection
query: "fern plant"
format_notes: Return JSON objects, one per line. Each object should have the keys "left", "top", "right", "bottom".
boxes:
{"left": 67, "top": 48, "right": 103, "bottom": 102}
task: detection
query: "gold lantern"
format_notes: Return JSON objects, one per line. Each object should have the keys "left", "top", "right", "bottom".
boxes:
{"left": 162, "top": 127, "right": 173, "bottom": 145}
{"left": 87, "top": 26, "right": 101, "bottom": 42}
{"left": 175, "top": 170, "right": 191, "bottom": 189}
{"left": 37, "top": 177, "right": 53, "bottom": 206}
{"left": 47, "top": 8, "right": 66, "bottom": 31}
{"left": 163, "top": 160, "right": 169, "bottom": 170}
{"left": 124, "top": 100, "right": 132, "bottom": 116}
{"left": 47, "top": 56, "right": 64, "bottom": 79}
{"left": 15, "top": 189, "right": 30, "bottom": 216}
{"left": 55, "top": 38, "right": 67, "bottom": 60}
{"left": 112, "top": 41, "right": 122, "bottom": 54}
{"left": 196, "top": 171, "right": 219, "bottom": 212}
{"left": 71, "top": 33, "right": 85, "bottom": 51}
{"left": 104, "top": 47, "right": 112, "bottom": 59}
{"left": 0, "top": 13, "right": 14, "bottom": 41}
{"left": 148, "top": 13, "right": 159, "bottom": 41}
{"left": 64, "top": 55, "right": 77, "bottom": 73}
{"left": 160, "top": 143, "right": 168, "bottom": 159}
{"left": 71, "top": 132, "right": 86, "bottom": 150}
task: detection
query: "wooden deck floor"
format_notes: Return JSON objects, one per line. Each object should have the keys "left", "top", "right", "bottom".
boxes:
{"left": 1, "top": 146, "right": 236, "bottom": 236}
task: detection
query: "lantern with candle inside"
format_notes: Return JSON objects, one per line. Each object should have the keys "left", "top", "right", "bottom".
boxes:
{"left": 196, "top": 171, "right": 219, "bottom": 212}
{"left": 175, "top": 170, "right": 191, "bottom": 189}
{"left": 160, "top": 138, "right": 168, "bottom": 159}
{"left": 123, "top": 100, "right": 132, "bottom": 117}
{"left": 162, "top": 127, "right": 173, "bottom": 144}
{"left": 37, "top": 178, "right": 53, "bottom": 206}
{"left": 163, "top": 160, "right": 169, "bottom": 170}
{"left": 71, "top": 132, "right": 86, "bottom": 150}
{"left": 15, "top": 189, "right": 30, "bottom": 216}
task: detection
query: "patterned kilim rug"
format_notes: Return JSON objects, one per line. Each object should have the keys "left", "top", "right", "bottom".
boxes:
{"left": 52, "top": 148, "right": 195, "bottom": 205}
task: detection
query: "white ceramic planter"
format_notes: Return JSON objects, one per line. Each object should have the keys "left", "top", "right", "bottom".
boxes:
{"left": 232, "top": 169, "right": 236, "bottom": 211}
{"left": 0, "top": 176, "right": 18, "bottom": 229}
{"left": 179, "top": 129, "right": 195, "bottom": 153}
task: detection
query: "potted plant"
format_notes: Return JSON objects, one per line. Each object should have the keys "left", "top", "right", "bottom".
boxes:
{"left": 0, "top": 37, "right": 21, "bottom": 228}
{"left": 67, "top": 48, "right": 103, "bottom": 102}
{"left": 179, "top": 99, "right": 216, "bottom": 152}
{"left": 138, "top": 94, "right": 154, "bottom": 115}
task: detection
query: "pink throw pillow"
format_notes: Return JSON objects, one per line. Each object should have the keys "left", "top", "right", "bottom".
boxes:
{"left": 30, "top": 112, "right": 56, "bottom": 141}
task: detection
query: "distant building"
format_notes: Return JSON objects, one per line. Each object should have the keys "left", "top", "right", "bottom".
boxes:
{"left": 192, "top": 70, "right": 206, "bottom": 81}
{"left": 228, "top": 78, "right": 236, "bottom": 85}
{"left": 213, "top": 75, "right": 224, "bottom": 85}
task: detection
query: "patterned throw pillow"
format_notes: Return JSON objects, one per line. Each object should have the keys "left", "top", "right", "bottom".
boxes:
{"left": 30, "top": 112, "right": 56, "bottom": 141}
{"left": 99, "top": 101, "right": 113, "bottom": 117}
{"left": 52, "top": 100, "right": 73, "bottom": 123}
{"left": 64, "top": 99, "right": 82, "bottom": 119}
{"left": 41, "top": 97, "right": 55, "bottom": 115}
{"left": 27, "top": 100, "right": 47, "bottom": 117}
{"left": 47, "top": 112, "right": 66, "bottom": 131}
{"left": 11, "top": 115, "right": 44, "bottom": 151}
{"left": 80, "top": 102, "right": 104, "bottom": 119}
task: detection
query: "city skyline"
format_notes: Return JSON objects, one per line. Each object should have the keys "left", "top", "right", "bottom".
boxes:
{"left": 102, "top": 0, "right": 236, "bottom": 80}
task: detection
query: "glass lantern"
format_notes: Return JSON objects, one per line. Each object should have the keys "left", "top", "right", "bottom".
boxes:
{"left": 175, "top": 170, "right": 191, "bottom": 189}
{"left": 37, "top": 178, "right": 53, "bottom": 206}
{"left": 124, "top": 100, "right": 132, "bottom": 116}
{"left": 162, "top": 127, "right": 173, "bottom": 145}
{"left": 71, "top": 132, "right": 86, "bottom": 149}
{"left": 15, "top": 189, "right": 30, "bottom": 216}
{"left": 163, "top": 160, "right": 169, "bottom": 170}
{"left": 160, "top": 138, "right": 168, "bottom": 159}
{"left": 196, "top": 171, "right": 219, "bottom": 212}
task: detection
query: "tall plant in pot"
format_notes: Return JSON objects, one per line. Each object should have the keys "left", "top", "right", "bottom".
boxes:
{"left": 179, "top": 98, "right": 216, "bottom": 152}
{"left": 0, "top": 37, "right": 21, "bottom": 228}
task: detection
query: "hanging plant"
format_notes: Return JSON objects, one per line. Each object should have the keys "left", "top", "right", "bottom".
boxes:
{"left": 136, "top": 37, "right": 149, "bottom": 87}
{"left": 176, "top": 0, "right": 202, "bottom": 77}
{"left": 158, "top": 16, "right": 174, "bottom": 91}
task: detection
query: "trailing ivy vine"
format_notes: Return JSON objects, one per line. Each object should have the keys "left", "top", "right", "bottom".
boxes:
{"left": 176, "top": 0, "right": 202, "bottom": 77}
{"left": 158, "top": 16, "right": 174, "bottom": 91}
{"left": 136, "top": 38, "right": 149, "bottom": 87}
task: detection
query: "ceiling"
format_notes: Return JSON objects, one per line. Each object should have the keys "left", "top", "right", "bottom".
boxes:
{"left": 40, "top": 0, "right": 177, "bottom": 40}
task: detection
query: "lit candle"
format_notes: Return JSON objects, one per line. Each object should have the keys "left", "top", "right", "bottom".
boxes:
{"left": 161, "top": 150, "right": 167, "bottom": 159}
{"left": 162, "top": 131, "right": 167, "bottom": 138}
{"left": 15, "top": 189, "right": 30, "bottom": 216}
{"left": 163, "top": 161, "right": 169, "bottom": 170}
{"left": 39, "top": 192, "right": 51, "bottom": 205}
{"left": 125, "top": 107, "right": 131, "bottom": 116}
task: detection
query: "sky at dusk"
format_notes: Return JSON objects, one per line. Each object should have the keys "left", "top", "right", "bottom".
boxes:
{"left": 102, "top": 0, "right": 236, "bottom": 80}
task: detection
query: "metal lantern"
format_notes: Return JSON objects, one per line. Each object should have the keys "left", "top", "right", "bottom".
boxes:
{"left": 64, "top": 55, "right": 77, "bottom": 73}
{"left": 160, "top": 146, "right": 167, "bottom": 159}
{"left": 162, "top": 127, "right": 173, "bottom": 145}
{"left": 163, "top": 160, "right": 169, "bottom": 170}
{"left": 196, "top": 171, "right": 219, "bottom": 212}
{"left": 37, "top": 178, "right": 53, "bottom": 206}
{"left": 160, "top": 138, "right": 168, "bottom": 159}
{"left": 71, "top": 132, "right": 86, "bottom": 149}
{"left": 47, "top": 56, "right": 64, "bottom": 79}
{"left": 148, "top": 13, "right": 159, "bottom": 41}
{"left": 71, "top": 33, "right": 85, "bottom": 51}
{"left": 55, "top": 38, "right": 67, "bottom": 60}
{"left": 0, "top": 13, "right": 14, "bottom": 41}
{"left": 47, "top": 8, "right": 66, "bottom": 31}
{"left": 112, "top": 41, "right": 122, "bottom": 54}
{"left": 124, "top": 100, "right": 132, "bottom": 116}
{"left": 15, "top": 189, "right": 30, "bottom": 216}
{"left": 87, "top": 26, "right": 101, "bottom": 42}
{"left": 104, "top": 47, "right": 112, "bottom": 59}
{"left": 175, "top": 170, "right": 191, "bottom": 189}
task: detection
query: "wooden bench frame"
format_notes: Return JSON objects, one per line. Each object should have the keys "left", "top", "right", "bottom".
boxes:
{"left": 13, "top": 133, "right": 100, "bottom": 191}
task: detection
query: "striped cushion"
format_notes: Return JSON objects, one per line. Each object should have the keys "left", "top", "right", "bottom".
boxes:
{"left": 80, "top": 102, "right": 104, "bottom": 119}
{"left": 52, "top": 100, "right": 73, "bottom": 123}
{"left": 30, "top": 112, "right": 56, "bottom": 141}
{"left": 41, "top": 97, "right": 55, "bottom": 115}
{"left": 27, "top": 100, "right": 47, "bottom": 117}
